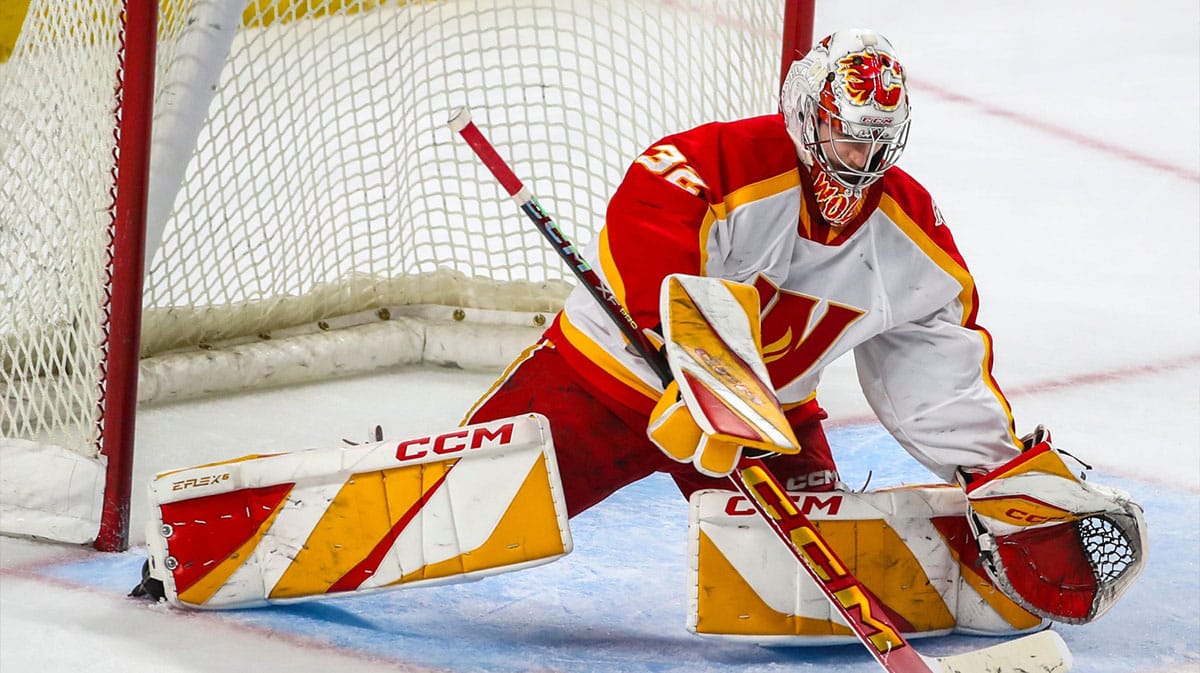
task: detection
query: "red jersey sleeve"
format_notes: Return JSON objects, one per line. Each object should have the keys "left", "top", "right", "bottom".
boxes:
{"left": 601, "top": 139, "right": 714, "bottom": 335}
{"left": 600, "top": 114, "right": 797, "bottom": 336}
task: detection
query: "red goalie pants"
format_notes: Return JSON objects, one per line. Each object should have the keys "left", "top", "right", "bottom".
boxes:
{"left": 463, "top": 340, "right": 840, "bottom": 518}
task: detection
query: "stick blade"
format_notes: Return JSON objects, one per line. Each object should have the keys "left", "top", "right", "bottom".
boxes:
{"left": 925, "top": 630, "right": 1072, "bottom": 673}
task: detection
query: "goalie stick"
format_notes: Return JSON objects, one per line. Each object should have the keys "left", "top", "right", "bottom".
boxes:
{"left": 448, "top": 107, "right": 1072, "bottom": 673}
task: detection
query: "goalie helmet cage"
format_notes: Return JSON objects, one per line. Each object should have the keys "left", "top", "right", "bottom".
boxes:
{"left": 0, "top": 0, "right": 815, "bottom": 551}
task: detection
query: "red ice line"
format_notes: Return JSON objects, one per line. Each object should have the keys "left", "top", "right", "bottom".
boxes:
{"left": 692, "top": 2, "right": 1199, "bottom": 184}
{"left": 909, "top": 77, "right": 1200, "bottom": 184}
{"left": 827, "top": 353, "right": 1200, "bottom": 429}
{"left": 1007, "top": 353, "right": 1200, "bottom": 397}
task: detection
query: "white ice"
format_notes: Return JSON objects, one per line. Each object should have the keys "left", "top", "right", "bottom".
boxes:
{"left": 2, "top": 0, "right": 1197, "bottom": 672}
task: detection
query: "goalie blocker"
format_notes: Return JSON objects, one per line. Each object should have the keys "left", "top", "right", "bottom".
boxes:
{"left": 141, "top": 414, "right": 571, "bottom": 609}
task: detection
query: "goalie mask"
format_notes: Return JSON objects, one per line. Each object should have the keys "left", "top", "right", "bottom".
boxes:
{"left": 963, "top": 428, "right": 1148, "bottom": 624}
{"left": 780, "top": 29, "right": 911, "bottom": 226}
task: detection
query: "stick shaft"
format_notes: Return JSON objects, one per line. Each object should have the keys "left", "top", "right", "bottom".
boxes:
{"left": 449, "top": 108, "right": 671, "bottom": 386}
{"left": 732, "top": 457, "right": 934, "bottom": 671}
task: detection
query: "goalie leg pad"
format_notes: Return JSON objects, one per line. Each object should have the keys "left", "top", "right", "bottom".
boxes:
{"left": 144, "top": 414, "right": 572, "bottom": 609}
{"left": 688, "top": 486, "right": 1048, "bottom": 644}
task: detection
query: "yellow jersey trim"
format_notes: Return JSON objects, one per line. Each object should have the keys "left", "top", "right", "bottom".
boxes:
{"left": 877, "top": 194, "right": 1018, "bottom": 447}
{"left": 876, "top": 194, "right": 975, "bottom": 323}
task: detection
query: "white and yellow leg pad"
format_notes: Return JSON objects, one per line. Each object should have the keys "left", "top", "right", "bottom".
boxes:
{"left": 144, "top": 414, "right": 571, "bottom": 610}
{"left": 688, "top": 485, "right": 1048, "bottom": 645}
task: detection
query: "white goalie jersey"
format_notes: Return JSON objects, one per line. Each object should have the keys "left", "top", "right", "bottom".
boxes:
{"left": 544, "top": 113, "right": 1024, "bottom": 479}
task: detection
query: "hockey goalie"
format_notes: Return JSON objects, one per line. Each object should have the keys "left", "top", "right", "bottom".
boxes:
{"left": 133, "top": 273, "right": 1146, "bottom": 646}
{"left": 134, "top": 26, "right": 1145, "bottom": 667}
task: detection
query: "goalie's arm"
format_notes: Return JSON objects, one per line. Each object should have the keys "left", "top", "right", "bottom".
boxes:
{"left": 853, "top": 302, "right": 1023, "bottom": 481}
{"left": 590, "top": 137, "right": 716, "bottom": 338}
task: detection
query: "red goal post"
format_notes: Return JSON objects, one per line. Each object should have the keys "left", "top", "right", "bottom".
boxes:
{"left": 0, "top": 0, "right": 815, "bottom": 551}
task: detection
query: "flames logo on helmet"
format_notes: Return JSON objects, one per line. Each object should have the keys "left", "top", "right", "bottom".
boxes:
{"left": 780, "top": 31, "right": 913, "bottom": 200}
{"left": 835, "top": 51, "right": 905, "bottom": 111}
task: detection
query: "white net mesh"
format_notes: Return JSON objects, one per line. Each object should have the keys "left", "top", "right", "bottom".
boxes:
{"left": 1, "top": 4, "right": 125, "bottom": 455}
{"left": 2, "top": 0, "right": 785, "bottom": 465}
{"left": 142, "top": 0, "right": 784, "bottom": 353}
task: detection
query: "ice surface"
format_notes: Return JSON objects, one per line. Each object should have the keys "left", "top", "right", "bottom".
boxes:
{"left": 2, "top": 0, "right": 1197, "bottom": 671}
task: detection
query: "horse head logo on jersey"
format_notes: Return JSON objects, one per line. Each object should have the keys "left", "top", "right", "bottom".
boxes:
{"left": 835, "top": 50, "right": 905, "bottom": 112}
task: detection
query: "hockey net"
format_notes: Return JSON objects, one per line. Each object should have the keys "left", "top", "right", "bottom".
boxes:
{"left": 0, "top": 0, "right": 806, "bottom": 547}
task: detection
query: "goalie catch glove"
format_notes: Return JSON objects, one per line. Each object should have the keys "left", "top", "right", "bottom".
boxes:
{"left": 961, "top": 426, "right": 1147, "bottom": 624}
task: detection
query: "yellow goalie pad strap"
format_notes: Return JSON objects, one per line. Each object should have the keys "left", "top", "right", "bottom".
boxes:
{"left": 686, "top": 486, "right": 1046, "bottom": 644}
{"left": 145, "top": 414, "right": 572, "bottom": 610}
{"left": 657, "top": 275, "right": 799, "bottom": 469}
